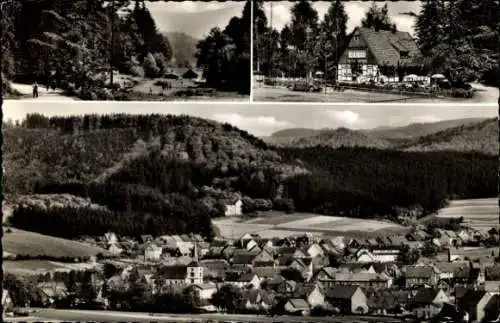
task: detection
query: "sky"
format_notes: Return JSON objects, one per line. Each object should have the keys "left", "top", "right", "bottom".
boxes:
{"left": 142, "top": 1, "right": 245, "bottom": 39}
{"left": 263, "top": 1, "right": 422, "bottom": 36}
{"left": 4, "top": 101, "right": 497, "bottom": 137}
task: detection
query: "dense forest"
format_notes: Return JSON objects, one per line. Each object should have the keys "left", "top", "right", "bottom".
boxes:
{"left": 254, "top": 0, "right": 498, "bottom": 85}
{"left": 1, "top": 0, "right": 251, "bottom": 97}
{"left": 5, "top": 114, "right": 498, "bottom": 239}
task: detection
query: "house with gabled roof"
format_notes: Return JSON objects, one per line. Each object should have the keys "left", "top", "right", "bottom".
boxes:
{"left": 338, "top": 26, "right": 420, "bottom": 83}
{"left": 405, "top": 265, "right": 440, "bottom": 288}
{"left": 409, "top": 288, "right": 449, "bottom": 319}
{"left": 289, "top": 258, "right": 314, "bottom": 282}
{"left": 333, "top": 272, "right": 392, "bottom": 289}
{"left": 224, "top": 271, "right": 261, "bottom": 289}
{"left": 325, "top": 285, "right": 367, "bottom": 314}
{"left": 252, "top": 266, "right": 283, "bottom": 280}
{"left": 244, "top": 289, "right": 277, "bottom": 312}
{"left": 458, "top": 290, "right": 498, "bottom": 323}
{"left": 292, "top": 283, "right": 325, "bottom": 309}
{"left": 284, "top": 298, "right": 310, "bottom": 315}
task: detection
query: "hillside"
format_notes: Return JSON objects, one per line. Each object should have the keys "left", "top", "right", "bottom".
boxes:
{"left": 3, "top": 228, "right": 108, "bottom": 259}
{"left": 164, "top": 32, "right": 199, "bottom": 68}
{"left": 367, "top": 118, "right": 488, "bottom": 139}
{"left": 403, "top": 118, "right": 499, "bottom": 155}
{"left": 4, "top": 113, "right": 497, "bottom": 240}
{"left": 266, "top": 118, "right": 498, "bottom": 155}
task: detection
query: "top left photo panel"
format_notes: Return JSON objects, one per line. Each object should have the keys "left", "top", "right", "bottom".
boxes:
{"left": 1, "top": 0, "right": 251, "bottom": 102}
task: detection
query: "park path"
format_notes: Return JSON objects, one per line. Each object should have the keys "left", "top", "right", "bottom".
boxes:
{"left": 9, "top": 83, "right": 78, "bottom": 101}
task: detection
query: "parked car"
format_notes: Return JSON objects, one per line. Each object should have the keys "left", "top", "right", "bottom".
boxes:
{"left": 288, "top": 80, "right": 322, "bottom": 92}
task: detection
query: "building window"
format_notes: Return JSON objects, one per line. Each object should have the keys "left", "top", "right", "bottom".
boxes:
{"left": 400, "top": 51, "right": 409, "bottom": 58}
{"left": 348, "top": 50, "right": 366, "bottom": 59}
{"left": 354, "top": 35, "right": 360, "bottom": 41}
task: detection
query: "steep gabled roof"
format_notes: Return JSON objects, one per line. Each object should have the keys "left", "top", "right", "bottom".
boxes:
{"left": 458, "top": 290, "right": 488, "bottom": 308}
{"left": 353, "top": 27, "right": 420, "bottom": 67}
{"left": 287, "top": 298, "right": 310, "bottom": 310}
{"left": 326, "top": 285, "right": 360, "bottom": 299}
{"left": 405, "top": 265, "right": 436, "bottom": 278}
{"left": 412, "top": 288, "right": 440, "bottom": 305}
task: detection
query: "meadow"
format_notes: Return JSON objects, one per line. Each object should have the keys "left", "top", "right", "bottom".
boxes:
{"left": 436, "top": 198, "right": 498, "bottom": 231}
{"left": 3, "top": 228, "right": 109, "bottom": 259}
{"left": 213, "top": 212, "right": 407, "bottom": 239}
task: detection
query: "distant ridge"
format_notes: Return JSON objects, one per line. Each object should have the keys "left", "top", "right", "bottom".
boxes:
{"left": 265, "top": 118, "right": 497, "bottom": 155}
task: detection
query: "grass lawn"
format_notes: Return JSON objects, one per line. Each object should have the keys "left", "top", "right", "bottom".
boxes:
{"left": 3, "top": 228, "right": 109, "bottom": 258}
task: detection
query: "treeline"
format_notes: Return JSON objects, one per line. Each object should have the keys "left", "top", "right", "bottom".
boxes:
{"left": 196, "top": 1, "right": 251, "bottom": 94}
{"left": 10, "top": 188, "right": 214, "bottom": 239}
{"left": 21, "top": 113, "right": 268, "bottom": 149}
{"left": 278, "top": 146, "right": 497, "bottom": 217}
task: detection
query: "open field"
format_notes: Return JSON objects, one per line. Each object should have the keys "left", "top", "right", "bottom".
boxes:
{"left": 3, "top": 228, "right": 109, "bottom": 258}
{"left": 213, "top": 212, "right": 407, "bottom": 239}
{"left": 435, "top": 198, "right": 499, "bottom": 231}
{"left": 3, "top": 260, "right": 101, "bottom": 276}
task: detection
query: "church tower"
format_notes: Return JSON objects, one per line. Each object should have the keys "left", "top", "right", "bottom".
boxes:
{"left": 185, "top": 242, "right": 203, "bottom": 284}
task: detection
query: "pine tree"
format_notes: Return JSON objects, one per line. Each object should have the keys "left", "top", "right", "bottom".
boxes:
{"left": 361, "top": 2, "right": 396, "bottom": 31}
{"left": 415, "top": 0, "right": 446, "bottom": 55}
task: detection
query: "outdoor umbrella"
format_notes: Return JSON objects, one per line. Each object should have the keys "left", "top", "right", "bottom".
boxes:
{"left": 403, "top": 74, "right": 419, "bottom": 81}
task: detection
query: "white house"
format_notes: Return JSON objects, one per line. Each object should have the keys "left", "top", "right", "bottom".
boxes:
{"left": 306, "top": 243, "right": 325, "bottom": 258}
{"left": 144, "top": 244, "right": 163, "bottom": 261}
{"left": 104, "top": 232, "right": 118, "bottom": 245}
{"left": 108, "top": 243, "right": 123, "bottom": 256}
{"left": 192, "top": 283, "right": 217, "bottom": 301}
{"left": 185, "top": 261, "right": 204, "bottom": 285}
{"left": 225, "top": 199, "right": 243, "bottom": 217}
{"left": 355, "top": 249, "right": 400, "bottom": 263}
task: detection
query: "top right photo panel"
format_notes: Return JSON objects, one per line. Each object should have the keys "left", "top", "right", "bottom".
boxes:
{"left": 253, "top": 0, "right": 498, "bottom": 103}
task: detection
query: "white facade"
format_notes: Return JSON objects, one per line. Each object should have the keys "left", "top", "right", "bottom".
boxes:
{"left": 338, "top": 63, "right": 382, "bottom": 83}
{"left": 144, "top": 244, "right": 163, "bottom": 261}
{"left": 225, "top": 200, "right": 243, "bottom": 216}
{"left": 193, "top": 283, "right": 217, "bottom": 300}
{"left": 185, "top": 264, "right": 204, "bottom": 285}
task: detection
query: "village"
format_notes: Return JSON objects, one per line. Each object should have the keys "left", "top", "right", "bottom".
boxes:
{"left": 4, "top": 212, "right": 500, "bottom": 323}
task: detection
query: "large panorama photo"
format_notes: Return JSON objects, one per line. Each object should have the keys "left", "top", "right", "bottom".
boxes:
{"left": 1, "top": 0, "right": 250, "bottom": 101}
{"left": 253, "top": 0, "right": 499, "bottom": 103}
{"left": 1, "top": 100, "right": 499, "bottom": 321}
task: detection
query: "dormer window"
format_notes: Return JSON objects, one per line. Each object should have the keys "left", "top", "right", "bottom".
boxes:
{"left": 400, "top": 51, "right": 409, "bottom": 58}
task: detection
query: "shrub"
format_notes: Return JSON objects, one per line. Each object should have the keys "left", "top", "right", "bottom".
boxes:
{"left": 143, "top": 53, "right": 160, "bottom": 78}
{"left": 129, "top": 65, "right": 145, "bottom": 78}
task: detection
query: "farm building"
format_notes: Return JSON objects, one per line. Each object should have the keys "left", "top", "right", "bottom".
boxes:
{"left": 337, "top": 27, "right": 420, "bottom": 83}
{"left": 225, "top": 198, "right": 243, "bottom": 216}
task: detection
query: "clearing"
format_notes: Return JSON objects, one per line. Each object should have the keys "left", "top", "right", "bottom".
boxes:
{"left": 213, "top": 212, "right": 407, "bottom": 239}
{"left": 435, "top": 198, "right": 498, "bottom": 231}
{"left": 3, "top": 228, "right": 109, "bottom": 258}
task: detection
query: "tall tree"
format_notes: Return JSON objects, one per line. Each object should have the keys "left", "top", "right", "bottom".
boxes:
{"left": 361, "top": 2, "right": 396, "bottom": 31}
{"left": 317, "top": 0, "right": 348, "bottom": 81}
{"left": 290, "top": 0, "right": 319, "bottom": 78}
{"left": 415, "top": 0, "right": 446, "bottom": 55}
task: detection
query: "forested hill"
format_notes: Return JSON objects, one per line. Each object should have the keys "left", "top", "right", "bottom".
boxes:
{"left": 266, "top": 118, "right": 498, "bottom": 155}
{"left": 164, "top": 32, "right": 199, "bottom": 68}
{"left": 4, "top": 114, "right": 497, "bottom": 239}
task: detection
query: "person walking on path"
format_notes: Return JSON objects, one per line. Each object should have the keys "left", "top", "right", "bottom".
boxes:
{"left": 32, "top": 82, "right": 39, "bottom": 98}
